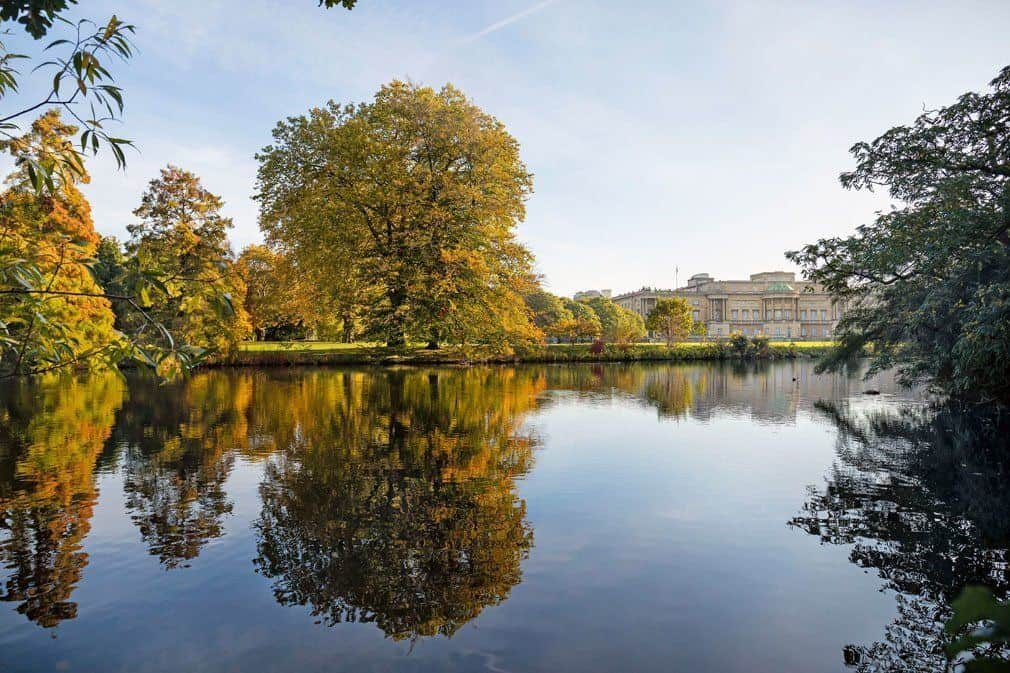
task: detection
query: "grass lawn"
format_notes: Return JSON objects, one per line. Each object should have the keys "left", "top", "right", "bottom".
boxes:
{"left": 239, "top": 341, "right": 386, "bottom": 352}
{"left": 227, "top": 340, "right": 839, "bottom": 367}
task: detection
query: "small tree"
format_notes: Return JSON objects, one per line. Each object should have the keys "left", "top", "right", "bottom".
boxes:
{"left": 612, "top": 307, "right": 646, "bottom": 346}
{"left": 236, "top": 245, "right": 308, "bottom": 341}
{"left": 581, "top": 296, "right": 644, "bottom": 344}
{"left": 548, "top": 316, "right": 601, "bottom": 344}
{"left": 646, "top": 297, "right": 694, "bottom": 346}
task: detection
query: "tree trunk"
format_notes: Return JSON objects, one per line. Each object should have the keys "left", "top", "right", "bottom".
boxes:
{"left": 425, "top": 327, "right": 440, "bottom": 350}
{"left": 385, "top": 287, "right": 408, "bottom": 348}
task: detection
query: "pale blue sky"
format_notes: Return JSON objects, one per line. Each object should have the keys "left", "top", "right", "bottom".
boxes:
{"left": 21, "top": 0, "right": 1010, "bottom": 296}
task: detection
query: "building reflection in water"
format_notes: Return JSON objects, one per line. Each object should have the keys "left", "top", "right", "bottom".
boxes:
{"left": 540, "top": 360, "right": 899, "bottom": 425}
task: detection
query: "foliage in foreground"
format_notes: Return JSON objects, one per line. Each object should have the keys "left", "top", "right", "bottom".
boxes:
{"left": 789, "top": 65, "right": 1010, "bottom": 403}
{"left": 1, "top": 123, "right": 250, "bottom": 377}
{"left": 946, "top": 587, "right": 1010, "bottom": 672}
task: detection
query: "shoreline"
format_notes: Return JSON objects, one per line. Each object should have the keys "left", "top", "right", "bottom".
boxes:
{"left": 219, "top": 342, "right": 838, "bottom": 368}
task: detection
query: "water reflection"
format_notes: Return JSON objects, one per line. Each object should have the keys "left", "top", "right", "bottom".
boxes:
{"left": 540, "top": 360, "right": 876, "bottom": 423}
{"left": 0, "top": 362, "right": 1007, "bottom": 673}
{"left": 791, "top": 401, "right": 1010, "bottom": 671}
{"left": 114, "top": 374, "right": 252, "bottom": 569}
{"left": 0, "top": 362, "right": 893, "bottom": 634}
{"left": 253, "top": 369, "right": 541, "bottom": 640}
{"left": 0, "top": 375, "right": 124, "bottom": 627}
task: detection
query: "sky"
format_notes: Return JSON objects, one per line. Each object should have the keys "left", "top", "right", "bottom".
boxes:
{"left": 10, "top": 0, "right": 1010, "bottom": 297}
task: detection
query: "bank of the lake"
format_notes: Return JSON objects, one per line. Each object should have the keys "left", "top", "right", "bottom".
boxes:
{"left": 228, "top": 340, "right": 839, "bottom": 367}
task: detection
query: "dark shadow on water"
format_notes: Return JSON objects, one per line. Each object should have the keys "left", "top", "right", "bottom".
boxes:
{"left": 791, "top": 400, "right": 1010, "bottom": 671}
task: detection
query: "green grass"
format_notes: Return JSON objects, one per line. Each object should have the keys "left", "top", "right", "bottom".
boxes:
{"left": 226, "top": 340, "right": 840, "bottom": 367}
{"left": 239, "top": 341, "right": 385, "bottom": 352}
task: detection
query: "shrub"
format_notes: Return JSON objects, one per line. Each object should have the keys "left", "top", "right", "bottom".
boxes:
{"left": 729, "top": 332, "right": 750, "bottom": 356}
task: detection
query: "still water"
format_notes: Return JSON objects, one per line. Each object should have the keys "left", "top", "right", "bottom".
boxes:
{"left": 1, "top": 362, "right": 1007, "bottom": 672}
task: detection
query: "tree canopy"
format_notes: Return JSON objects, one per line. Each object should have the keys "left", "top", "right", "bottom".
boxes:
{"left": 255, "top": 81, "right": 540, "bottom": 350}
{"left": 580, "top": 295, "right": 645, "bottom": 344}
{"left": 0, "top": 111, "right": 122, "bottom": 376}
{"left": 788, "top": 65, "right": 1010, "bottom": 403}
{"left": 646, "top": 297, "right": 694, "bottom": 345}
{"left": 127, "top": 165, "right": 250, "bottom": 366}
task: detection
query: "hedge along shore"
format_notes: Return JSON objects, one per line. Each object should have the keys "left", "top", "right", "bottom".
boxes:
{"left": 220, "top": 341, "right": 840, "bottom": 368}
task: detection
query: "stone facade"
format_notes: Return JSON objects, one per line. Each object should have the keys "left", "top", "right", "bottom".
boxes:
{"left": 612, "top": 271, "right": 843, "bottom": 340}
{"left": 573, "top": 289, "right": 611, "bottom": 301}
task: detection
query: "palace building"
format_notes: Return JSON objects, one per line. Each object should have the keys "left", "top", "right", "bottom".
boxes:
{"left": 612, "top": 271, "right": 843, "bottom": 340}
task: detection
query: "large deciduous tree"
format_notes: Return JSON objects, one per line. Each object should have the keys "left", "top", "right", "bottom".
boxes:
{"left": 788, "top": 65, "right": 1010, "bottom": 403}
{"left": 127, "top": 166, "right": 250, "bottom": 362}
{"left": 255, "top": 81, "right": 539, "bottom": 349}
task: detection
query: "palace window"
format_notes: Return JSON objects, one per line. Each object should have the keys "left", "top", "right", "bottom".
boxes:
{"left": 731, "top": 309, "right": 738, "bottom": 320}
{"left": 785, "top": 309, "right": 792, "bottom": 320}
{"left": 820, "top": 309, "right": 827, "bottom": 321}
{"left": 800, "top": 325, "right": 807, "bottom": 337}
{"left": 742, "top": 309, "right": 749, "bottom": 320}
{"left": 692, "top": 310, "right": 699, "bottom": 321}
{"left": 800, "top": 309, "right": 807, "bottom": 321}
{"left": 774, "top": 309, "right": 782, "bottom": 320}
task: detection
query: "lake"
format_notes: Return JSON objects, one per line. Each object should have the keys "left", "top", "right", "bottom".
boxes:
{"left": 1, "top": 361, "right": 1008, "bottom": 672}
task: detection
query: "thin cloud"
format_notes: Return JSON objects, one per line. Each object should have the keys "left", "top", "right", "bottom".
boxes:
{"left": 457, "top": 0, "right": 557, "bottom": 44}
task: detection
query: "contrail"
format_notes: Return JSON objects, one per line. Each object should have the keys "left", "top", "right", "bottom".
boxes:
{"left": 457, "top": 0, "right": 558, "bottom": 44}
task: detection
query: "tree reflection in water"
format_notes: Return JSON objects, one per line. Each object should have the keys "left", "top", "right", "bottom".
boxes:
{"left": 0, "top": 374, "right": 124, "bottom": 627}
{"left": 8, "top": 358, "right": 1007, "bottom": 669}
{"left": 252, "top": 368, "right": 543, "bottom": 640}
{"left": 791, "top": 401, "right": 1010, "bottom": 672}
{"left": 114, "top": 374, "right": 254, "bottom": 569}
